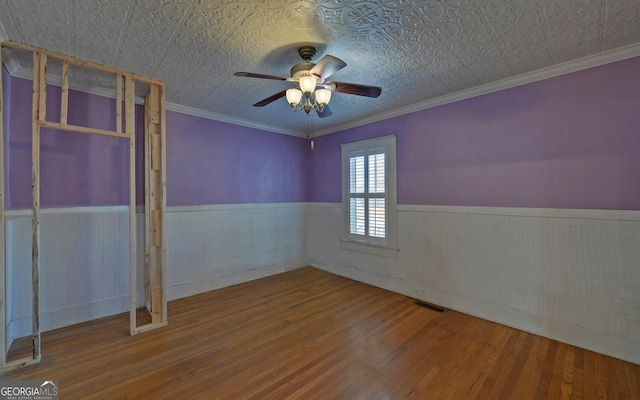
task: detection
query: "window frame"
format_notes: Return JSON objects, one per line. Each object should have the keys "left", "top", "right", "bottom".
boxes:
{"left": 341, "top": 135, "right": 397, "bottom": 257}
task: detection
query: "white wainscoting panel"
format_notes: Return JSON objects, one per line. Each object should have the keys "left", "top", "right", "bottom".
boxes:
{"left": 6, "top": 207, "right": 131, "bottom": 348}
{"left": 5, "top": 203, "right": 306, "bottom": 347}
{"left": 6, "top": 202, "right": 638, "bottom": 364}
{"left": 166, "top": 204, "right": 306, "bottom": 300}
{"left": 306, "top": 203, "right": 640, "bottom": 364}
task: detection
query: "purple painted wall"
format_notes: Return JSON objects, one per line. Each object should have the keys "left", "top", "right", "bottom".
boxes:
{"left": 3, "top": 75, "right": 310, "bottom": 208}
{"left": 4, "top": 76, "right": 141, "bottom": 209}
{"left": 309, "top": 56, "right": 640, "bottom": 210}
{"left": 166, "top": 111, "right": 309, "bottom": 205}
{"left": 4, "top": 55, "right": 639, "bottom": 210}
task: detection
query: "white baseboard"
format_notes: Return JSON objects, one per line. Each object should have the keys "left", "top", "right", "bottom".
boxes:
{"left": 168, "top": 262, "right": 304, "bottom": 301}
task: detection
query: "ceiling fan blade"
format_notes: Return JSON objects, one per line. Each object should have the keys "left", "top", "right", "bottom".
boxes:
{"left": 316, "top": 105, "right": 332, "bottom": 118}
{"left": 253, "top": 90, "right": 287, "bottom": 107}
{"left": 310, "top": 55, "right": 346, "bottom": 81}
{"left": 330, "top": 81, "right": 382, "bottom": 98}
{"left": 234, "top": 72, "right": 292, "bottom": 81}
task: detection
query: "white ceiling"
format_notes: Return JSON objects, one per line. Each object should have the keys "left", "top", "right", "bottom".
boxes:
{"left": 1, "top": 0, "right": 640, "bottom": 137}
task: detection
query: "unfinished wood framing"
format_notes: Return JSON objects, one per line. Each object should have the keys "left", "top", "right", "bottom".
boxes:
{"left": 136, "top": 83, "right": 167, "bottom": 333}
{"left": 31, "top": 51, "right": 44, "bottom": 363}
{"left": 60, "top": 60, "right": 69, "bottom": 125}
{"left": 0, "top": 41, "right": 167, "bottom": 371}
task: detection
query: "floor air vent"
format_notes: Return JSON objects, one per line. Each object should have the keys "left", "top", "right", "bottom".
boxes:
{"left": 415, "top": 300, "right": 447, "bottom": 314}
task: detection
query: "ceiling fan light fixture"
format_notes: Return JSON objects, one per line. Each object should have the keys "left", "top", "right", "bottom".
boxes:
{"left": 235, "top": 45, "right": 381, "bottom": 119}
{"left": 286, "top": 88, "right": 303, "bottom": 107}
{"left": 315, "top": 89, "right": 331, "bottom": 106}
{"left": 299, "top": 76, "right": 317, "bottom": 96}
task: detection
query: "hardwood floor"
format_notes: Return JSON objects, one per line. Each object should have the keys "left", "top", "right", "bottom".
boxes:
{"left": 1, "top": 267, "right": 639, "bottom": 399}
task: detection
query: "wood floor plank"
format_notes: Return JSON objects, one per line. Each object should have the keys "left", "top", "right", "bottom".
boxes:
{"left": 583, "top": 348, "right": 597, "bottom": 400}
{"left": 476, "top": 329, "right": 528, "bottom": 399}
{"left": 523, "top": 335, "right": 551, "bottom": 400}
{"left": 625, "top": 362, "right": 640, "bottom": 399}
{"left": 1, "top": 267, "right": 638, "bottom": 399}
{"left": 547, "top": 339, "right": 568, "bottom": 399}
{"left": 536, "top": 339, "right": 559, "bottom": 399}
{"left": 510, "top": 335, "right": 544, "bottom": 399}
{"left": 501, "top": 330, "right": 537, "bottom": 398}
{"left": 561, "top": 345, "right": 575, "bottom": 399}
{"left": 595, "top": 352, "right": 610, "bottom": 399}
{"left": 571, "top": 345, "right": 585, "bottom": 400}
{"left": 424, "top": 317, "right": 491, "bottom": 399}
{"left": 460, "top": 324, "right": 513, "bottom": 399}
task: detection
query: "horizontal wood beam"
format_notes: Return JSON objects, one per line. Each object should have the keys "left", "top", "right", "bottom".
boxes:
{"left": 0, "top": 356, "right": 41, "bottom": 372}
{"left": 130, "top": 322, "right": 167, "bottom": 336}
{"left": 1, "top": 40, "right": 164, "bottom": 86}
{"left": 39, "top": 120, "right": 130, "bottom": 139}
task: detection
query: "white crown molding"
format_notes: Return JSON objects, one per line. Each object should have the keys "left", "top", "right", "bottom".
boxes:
{"left": 2, "top": 52, "right": 21, "bottom": 76}
{"left": 8, "top": 64, "right": 148, "bottom": 105}
{"left": 312, "top": 43, "right": 640, "bottom": 137}
{"left": 3, "top": 43, "right": 639, "bottom": 139}
{"left": 165, "top": 103, "right": 303, "bottom": 137}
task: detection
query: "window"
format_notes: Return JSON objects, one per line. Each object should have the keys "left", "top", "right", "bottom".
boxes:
{"left": 342, "top": 135, "right": 397, "bottom": 255}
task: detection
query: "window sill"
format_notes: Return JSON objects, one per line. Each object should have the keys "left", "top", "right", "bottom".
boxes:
{"left": 341, "top": 239, "right": 399, "bottom": 259}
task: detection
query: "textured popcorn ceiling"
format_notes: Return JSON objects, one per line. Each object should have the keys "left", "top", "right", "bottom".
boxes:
{"left": 1, "top": 0, "right": 639, "bottom": 136}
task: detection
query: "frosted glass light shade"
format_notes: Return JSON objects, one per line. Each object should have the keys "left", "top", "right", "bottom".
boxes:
{"left": 299, "top": 76, "right": 316, "bottom": 95}
{"left": 315, "top": 89, "right": 332, "bottom": 106}
{"left": 286, "top": 88, "right": 302, "bottom": 106}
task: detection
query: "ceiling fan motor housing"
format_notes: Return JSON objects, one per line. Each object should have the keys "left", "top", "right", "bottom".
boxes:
{"left": 291, "top": 45, "right": 319, "bottom": 78}
{"left": 290, "top": 62, "right": 316, "bottom": 78}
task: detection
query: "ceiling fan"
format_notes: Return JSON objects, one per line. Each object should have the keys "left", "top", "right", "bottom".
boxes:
{"left": 234, "top": 45, "right": 382, "bottom": 118}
